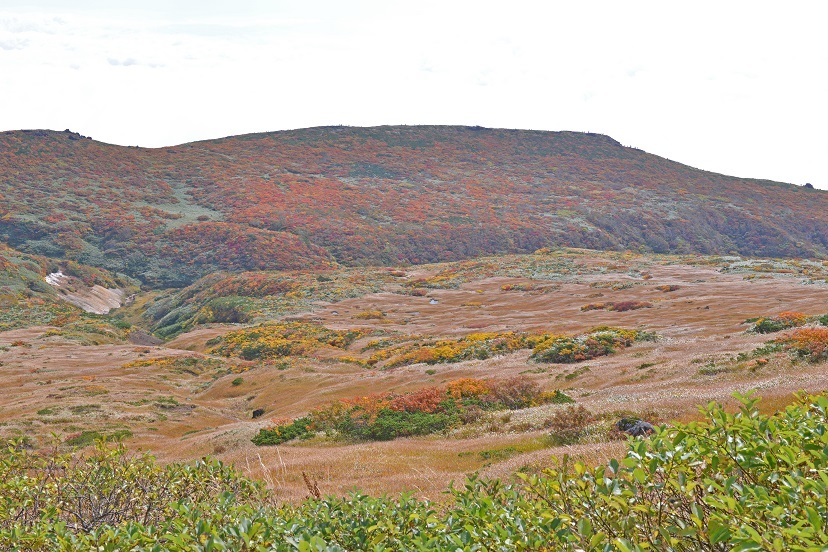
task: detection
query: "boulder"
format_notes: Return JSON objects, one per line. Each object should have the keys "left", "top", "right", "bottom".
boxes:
{"left": 616, "top": 418, "right": 655, "bottom": 437}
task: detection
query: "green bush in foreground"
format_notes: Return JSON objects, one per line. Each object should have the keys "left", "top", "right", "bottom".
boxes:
{"left": 3, "top": 392, "right": 828, "bottom": 550}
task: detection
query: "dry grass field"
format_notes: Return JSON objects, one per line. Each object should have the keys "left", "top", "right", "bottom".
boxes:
{"left": 2, "top": 249, "right": 828, "bottom": 501}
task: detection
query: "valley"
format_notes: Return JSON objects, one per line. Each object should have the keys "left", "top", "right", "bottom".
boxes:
{"left": 2, "top": 125, "right": 828, "bottom": 549}
{"left": 2, "top": 247, "right": 827, "bottom": 500}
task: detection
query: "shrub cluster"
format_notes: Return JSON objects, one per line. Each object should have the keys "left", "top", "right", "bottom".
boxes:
{"left": 580, "top": 301, "right": 653, "bottom": 312}
{"left": 531, "top": 327, "right": 654, "bottom": 363}
{"left": 0, "top": 440, "right": 267, "bottom": 546}
{"left": 367, "top": 328, "right": 653, "bottom": 369}
{"left": 377, "top": 332, "right": 532, "bottom": 368}
{"left": 750, "top": 311, "right": 809, "bottom": 333}
{"left": 122, "top": 355, "right": 242, "bottom": 376}
{"left": 654, "top": 284, "right": 680, "bottom": 292}
{"left": 210, "top": 322, "right": 364, "bottom": 360}
{"left": 500, "top": 282, "right": 535, "bottom": 291}
{"left": 253, "top": 376, "right": 566, "bottom": 445}
{"left": 352, "top": 310, "right": 385, "bottom": 320}
{"left": 777, "top": 327, "right": 828, "bottom": 362}
{"left": 210, "top": 322, "right": 655, "bottom": 371}
{"left": 544, "top": 405, "right": 595, "bottom": 445}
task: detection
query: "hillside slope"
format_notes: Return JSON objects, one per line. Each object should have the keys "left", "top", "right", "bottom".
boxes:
{"left": 0, "top": 241, "right": 137, "bottom": 330}
{"left": 1, "top": 126, "right": 825, "bottom": 286}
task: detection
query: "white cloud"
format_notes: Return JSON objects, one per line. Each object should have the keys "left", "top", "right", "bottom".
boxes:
{"left": 0, "top": 37, "right": 27, "bottom": 49}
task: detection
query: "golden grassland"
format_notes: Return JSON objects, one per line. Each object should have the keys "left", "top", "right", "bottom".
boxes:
{"left": 2, "top": 249, "right": 828, "bottom": 501}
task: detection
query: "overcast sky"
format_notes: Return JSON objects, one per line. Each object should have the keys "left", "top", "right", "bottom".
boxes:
{"left": 1, "top": 1, "right": 826, "bottom": 188}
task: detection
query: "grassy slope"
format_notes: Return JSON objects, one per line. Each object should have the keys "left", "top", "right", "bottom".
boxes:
{"left": 2, "top": 126, "right": 826, "bottom": 287}
{"left": 4, "top": 248, "right": 828, "bottom": 501}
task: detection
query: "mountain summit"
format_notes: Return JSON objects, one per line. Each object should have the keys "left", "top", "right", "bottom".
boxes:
{"left": 1, "top": 125, "right": 824, "bottom": 286}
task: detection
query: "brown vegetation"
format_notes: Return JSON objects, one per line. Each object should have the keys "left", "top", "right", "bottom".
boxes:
{"left": 3, "top": 249, "right": 828, "bottom": 500}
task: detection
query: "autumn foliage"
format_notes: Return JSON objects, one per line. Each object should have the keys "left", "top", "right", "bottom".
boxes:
{"left": 779, "top": 328, "right": 828, "bottom": 361}
{"left": 3, "top": 126, "right": 827, "bottom": 287}
{"left": 751, "top": 311, "right": 809, "bottom": 334}
{"left": 210, "top": 322, "right": 364, "bottom": 361}
{"left": 252, "top": 376, "right": 569, "bottom": 444}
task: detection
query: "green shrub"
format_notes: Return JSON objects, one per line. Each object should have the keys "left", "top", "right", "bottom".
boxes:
{"left": 546, "top": 389, "right": 575, "bottom": 404}
{"left": 2, "top": 393, "right": 828, "bottom": 550}
{"left": 252, "top": 417, "right": 313, "bottom": 446}
{"left": 518, "top": 392, "right": 828, "bottom": 550}
{"left": 111, "top": 319, "right": 131, "bottom": 329}
{"left": 0, "top": 439, "right": 267, "bottom": 547}
{"left": 64, "top": 430, "right": 103, "bottom": 447}
{"left": 64, "top": 429, "right": 132, "bottom": 448}
{"left": 347, "top": 408, "right": 458, "bottom": 441}
{"left": 750, "top": 311, "right": 808, "bottom": 334}
{"left": 753, "top": 317, "right": 788, "bottom": 333}
{"left": 478, "top": 447, "right": 518, "bottom": 461}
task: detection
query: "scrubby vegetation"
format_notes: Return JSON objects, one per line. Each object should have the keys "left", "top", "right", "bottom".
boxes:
{"left": 146, "top": 267, "right": 397, "bottom": 338}
{"left": 123, "top": 355, "right": 246, "bottom": 375}
{"left": 252, "top": 377, "right": 569, "bottom": 445}
{"left": 749, "top": 311, "right": 809, "bottom": 334}
{"left": 3, "top": 393, "right": 828, "bottom": 550}
{"left": 654, "top": 284, "right": 680, "bottom": 292}
{"left": 777, "top": 327, "right": 828, "bottom": 362}
{"left": 0, "top": 241, "right": 142, "bottom": 337}
{"left": 209, "top": 322, "right": 364, "bottom": 361}
{"left": 207, "top": 322, "right": 654, "bottom": 372}
{"left": 370, "top": 332, "right": 535, "bottom": 369}
{"left": 140, "top": 249, "right": 828, "bottom": 343}
{"left": 530, "top": 327, "right": 655, "bottom": 363}
{"left": 580, "top": 301, "right": 653, "bottom": 312}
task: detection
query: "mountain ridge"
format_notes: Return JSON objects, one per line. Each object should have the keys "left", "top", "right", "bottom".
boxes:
{"left": 1, "top": 125, "right": 825, "bottom": 287}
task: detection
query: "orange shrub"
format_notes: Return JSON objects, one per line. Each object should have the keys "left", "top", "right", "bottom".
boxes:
{"left": 781, "top": 328, "right": 828, "bottom": 361}
{"left": 501, "top": 283, "right": 535, "bottom": 292}
{"left": 446, "top": 378, "right": 491, "bottom": 399}
{"left": 488, "top": 376, "right": 541, "bottom": 409}
{"left": 388, "top": 387, "right": 445, "bottom": 413}
{"left": 341, "top": 393, "right": 391, "bottom": 417}
{"left": 352, "top": 310, "right": 385, "bottom": 320}
{"left": 655, "top": 284, "right": 680, "bottom": 292}
{"left": 777, "top": 311, "right": 809, "bottom": 326}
